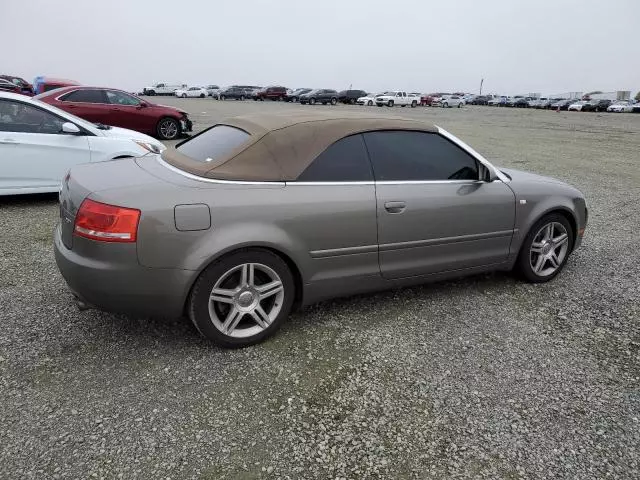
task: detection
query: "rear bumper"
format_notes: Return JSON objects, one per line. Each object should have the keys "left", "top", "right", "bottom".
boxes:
{"left": 54, "top": 225, "right": 194, "bottom": 318}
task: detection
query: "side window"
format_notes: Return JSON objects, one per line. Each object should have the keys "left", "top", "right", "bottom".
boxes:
{"left": 0, "top": 100, "right": 66, "bottom": 134}
{"left": 363, "top": 131, "right": 479, "bottom": 181}
{"left": 297, "top": 134, "right": 373, "bottom": 182}
{"left": 105, "top": 90, "right": 140, "bottom": 106}
{"left": 61, "top": 89, "right": 107, "bottom": 103}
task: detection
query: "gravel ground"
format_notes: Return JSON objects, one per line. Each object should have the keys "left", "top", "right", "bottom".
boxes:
{"left": 1, "top": 101, "right": 639, "bottom": 479}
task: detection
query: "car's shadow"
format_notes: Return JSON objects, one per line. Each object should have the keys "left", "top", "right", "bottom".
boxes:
{"left": 74, "top": 270, "right": 520, "bottom": 352}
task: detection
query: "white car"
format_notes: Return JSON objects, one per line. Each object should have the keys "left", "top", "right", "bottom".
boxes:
{"left": 356, "top": 93, "right": 381, "bottom": 106}
{"left": 174, "top": 87, "right": 207, "bottom": 98}
{"left": 142, "top": 83, "right": 184, "bottom": 96}
{"left": 375, "top": 91, "right": 418, "bottom": 108}
{"left": 607, "top": 101, "right": 633, "bottom": 113}
{"left": 205, "top": 85, "right": 221, "bottom": 97}
{"left": 568, "top": 101, "right": 588, "bottom": 111}
{"left": 0, "top": 92, "right": 165, "bottom": 196}
{"left": 440, "top": 95, "right": 465, "bottom": 108}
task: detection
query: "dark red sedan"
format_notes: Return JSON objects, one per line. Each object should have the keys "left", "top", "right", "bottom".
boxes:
{"left": 36, "top": 86, "right": 192, "bottom": 140}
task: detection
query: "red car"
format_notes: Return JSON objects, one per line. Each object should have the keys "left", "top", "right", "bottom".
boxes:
{"left": 35, "top": 86, "right": 193, "bottom": 140}
{"left": 0, "top": 75, "right": 34, "bottom": 95}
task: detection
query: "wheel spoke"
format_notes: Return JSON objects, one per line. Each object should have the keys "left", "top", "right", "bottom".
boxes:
{"left": 549, "top": 252, "right": 560, "bottom": 268}
{"left": 250, "top": 304, "right": 271, "bottom": 329}
{"left": 222, "top": 307, "right": 243, "bottom": 334}
{"left": 530, "top": 241, "right": 544, "bottom": 254}
{"left": 532, "top": 254, "right": 546, "bottom": 273}
{"left": 543, "top": 224, "right": 553, "bottom": 241}
{"left": 210, "top": 287, "right": 235, "bottom": 304}
{"left": 554, "top": 233, "right": 568, "bottom": 247}
{"left": 256, "top": 280, "right": 283, "bottom": 300}
{"left": 240, "top": 263, "right": 253, "bottom": 287}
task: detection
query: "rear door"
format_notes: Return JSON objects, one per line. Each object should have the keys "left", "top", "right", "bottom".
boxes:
{"left": 0, "top": 98, "right": 90, "bottom": 192}
{"left": 363, "top": 130, "right": 516, "bottom": 279}
{"left": 57, "top": 89, "right": 110, "bottom": 124}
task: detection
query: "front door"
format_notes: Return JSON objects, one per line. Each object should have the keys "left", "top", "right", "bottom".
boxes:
{"left": 0, "top": 99, "right": 90, "bottom": 192}
{"left": 362, "top": 130, "right": 516, "bottom": 279}
{"left": 56, "top": 88, "right": 110, "bottom": 125}
{"left": 105, "top": 90, "right": 146, "bottom": 131}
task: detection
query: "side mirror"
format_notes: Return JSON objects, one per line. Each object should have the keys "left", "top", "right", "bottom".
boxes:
{"left": 61, "top": 122, "right": 81, "bottom": 135}
{"left": 139, "top": 101, "right": 148, "bottom": 108}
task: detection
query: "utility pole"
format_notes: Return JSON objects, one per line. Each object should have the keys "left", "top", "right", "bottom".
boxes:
{"left": 480, "top": 78, "right": 484, "bottom": 95}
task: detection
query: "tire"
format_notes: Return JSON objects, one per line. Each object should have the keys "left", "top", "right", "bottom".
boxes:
{"left": 457, "top": 102, "right": 462, "bottom": 108}
{"left": 181, "top": 94, "right": 187, "bottom": 98}
{"left": 220, "top": 95, "right": 226, "bottom": 100}
{"left": 310, "top": 98, "right": 316, "bottom": 105}
{"left": 516, "top": 213, "right": 574, "bottom": 283}
{"left": 411, "top": 100, "right": 417, "bottom": 108}
{"left": 330, "top": 97, "right": 337, "bottom": 105}
{"left": 188, "top": 249, "right": 295, "bottom": 348}
{"left": 350, "top": 99, "right": 355, "bottom": 105}
{"left": 156, "top": 117, "right": 180, "bottom": 140}
{"left": 240, "top": 95, "right": 245, "bottom": 101}
{"left": 442, "top": 102, "right": 448, "bottom": 108}
{"left": 292, "top": 97, "right": 298, "bottom": 103}
{"left": 367, "top": 100, "right": 373, "bottom": 106}
{"left": 199, "top": 93, "right": 205, "bottom": 98}
{"left": 387, "top": 100, "right": 394, "bottom": 107}
{"left": 147, "top": 90, "right": 156, "bottom": 96}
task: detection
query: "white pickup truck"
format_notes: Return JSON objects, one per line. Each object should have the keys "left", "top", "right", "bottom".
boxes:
{"left": 142, "top": 83, "right": 185, "bottom": 96}
{"left": 375, "top": 91, "right": 419, "bottom": 107}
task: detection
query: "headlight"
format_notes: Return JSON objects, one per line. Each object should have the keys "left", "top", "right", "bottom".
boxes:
{"left": 133, "top": 140, "right": 165, "bottom": 154}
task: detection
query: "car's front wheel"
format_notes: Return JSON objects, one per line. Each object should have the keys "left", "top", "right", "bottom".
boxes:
{"left": 367, "top": 100, "right": 373, "bottom": 106}
{"left": 310, "top": 98, "right": 316, "bottom": 105}
{"left": 387, "top": 100, "right": 394, "bottom": 107}
{"left": 330, "top": 97, "right": 337, "bottom": 105}
{"left": 517, "top": 214, "right": 574, "bottom": 283}
{"left": 188, "top": 249, "right": 295, "bottom": 348}
{"left": 156, "top": 117, "right": 180, "bottom": 140}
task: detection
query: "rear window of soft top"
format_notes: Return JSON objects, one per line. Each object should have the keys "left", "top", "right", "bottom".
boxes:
{"left": 176, "top": 125, "right": 250, "bottom": 163}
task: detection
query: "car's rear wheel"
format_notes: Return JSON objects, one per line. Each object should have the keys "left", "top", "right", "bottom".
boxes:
{"left": 181, "top": 93, "right": 187, "bottom": 98}
{"left": 188, "top": 249, "right": 295, "bottom": 348}
{"left": 442, "top": 102, "right": 448, "bottom": 108}
{"left": 516, "top": 214, "right": 573, "bottom": 283}
{"left": 411, "top": 100, "right": 417, "bottom": 108}
{"left": 310, "top": 98, "right": 316, "bottom": 105}
{"left": 220, "top": 95, "right": 226, "bottom": 100}
{"left": 330, "top": 97, "right": 337, "bottom": 105}
{"left": 240, "top": 95, "right": 245, "bottom": 101}
{"left": 457, "top": 102, "right": 462, "bottom": 108}
{"left": 199, "top": 93, "right": 205, "bottom": 98}
{"left": 367, "top": 100, "right": 373, "bottom": 106}
{"left": 156, "top": 117, "right": 180, "bottom": 140}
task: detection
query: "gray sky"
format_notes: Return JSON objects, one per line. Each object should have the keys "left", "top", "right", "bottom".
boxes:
{"left": 3, "top": 0, "right": 638, "bottom": 96}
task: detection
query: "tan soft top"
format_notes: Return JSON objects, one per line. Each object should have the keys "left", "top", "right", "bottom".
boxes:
{"left": 162, "top": 110, "right": 438, "bottom": 181}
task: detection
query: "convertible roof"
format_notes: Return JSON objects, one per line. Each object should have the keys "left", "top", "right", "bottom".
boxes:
{"left": 162, "top": 110, "right": 438, "bottom": 181}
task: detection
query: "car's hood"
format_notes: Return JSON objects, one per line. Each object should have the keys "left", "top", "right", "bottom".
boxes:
{"left": 500, "top": 168, "right": 569, "bottom": 187}
{"left": 99, "top": 126, "right": 163, "bottom": 145}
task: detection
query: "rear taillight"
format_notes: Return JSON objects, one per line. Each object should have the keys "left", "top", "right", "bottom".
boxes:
{"left": 74, "top": 199, "right": 140, "bottom": 243}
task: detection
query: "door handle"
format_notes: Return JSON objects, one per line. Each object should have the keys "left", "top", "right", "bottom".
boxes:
{"left": 384, "top": 201, "right": 406, "bottom": 214}
{"left": 0, "top": 139, "right": 19, "bottom": 144}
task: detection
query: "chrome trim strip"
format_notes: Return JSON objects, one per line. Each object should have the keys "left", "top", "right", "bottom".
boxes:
{"left": 157, "top": 156, "right": 286, "bottom": 186}
{"left": 436, "top": 126, "right": 511, "bottom": 183}
{"left": 379, "top": 230, "right": 514, "bottom": 252}
{"left": 376, "top": 179, "right": 484, "bottom": 185}
{"left": 310, "top": 244, "right": 378, "bottom": 258}
{"left": 286, "top": 181, "right": 374, "bottom": 186}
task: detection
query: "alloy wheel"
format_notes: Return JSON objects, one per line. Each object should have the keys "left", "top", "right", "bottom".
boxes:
{"left": 529, "top": 222, "right": 570, "bottom": 277}
{"left": 208, "top": 263, "right": 285, "bottom": 338}
{"left": 158, "top": 119, "right": 178, "bottom": 139}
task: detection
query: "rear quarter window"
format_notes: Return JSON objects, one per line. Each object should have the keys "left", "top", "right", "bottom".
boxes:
{"left": 176, "top": 125, "right": 250, "bottom": 163}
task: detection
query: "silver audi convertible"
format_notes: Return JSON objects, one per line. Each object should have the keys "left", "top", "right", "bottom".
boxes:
{"left": 54, "top": 111, "right": 587, "bottom": 347}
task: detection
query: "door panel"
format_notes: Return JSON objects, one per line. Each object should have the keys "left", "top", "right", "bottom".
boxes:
{"left": 0, "top": 132, "right": 90, "bottom": 191}
{"left": 376, "top": 181, "right": 515, "bottom": 279}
